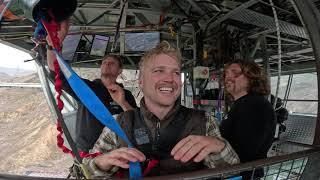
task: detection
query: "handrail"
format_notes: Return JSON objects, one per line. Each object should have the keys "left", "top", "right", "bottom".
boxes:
{"left": 0, "top": 147, "right": 318, "bottom": 180}
{"left": 143, "top": 147, "right": 320, "bottom": 180}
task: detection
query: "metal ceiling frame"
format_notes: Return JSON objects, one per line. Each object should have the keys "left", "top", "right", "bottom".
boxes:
{"left": 0, "top": 0, "right": 317, "bottom": 75}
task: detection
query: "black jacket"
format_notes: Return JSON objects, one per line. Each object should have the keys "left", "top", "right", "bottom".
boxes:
{"left": 220, "top": 93, "right": 276, "bottom": 179}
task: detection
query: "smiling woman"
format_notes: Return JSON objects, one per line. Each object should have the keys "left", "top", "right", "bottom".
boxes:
{"left": 0, "top": 43, "right": 35, "bottom": 72}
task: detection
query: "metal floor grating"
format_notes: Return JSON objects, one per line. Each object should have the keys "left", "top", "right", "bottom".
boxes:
{"left": 279, "top": 114, "right": 316, "bottom": 145}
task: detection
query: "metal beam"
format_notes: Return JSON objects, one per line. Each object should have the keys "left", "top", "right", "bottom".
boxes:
{"left": 250, "top": 37, "right": 261, "bottom": 58}
{"left": 266, "top": 35, "right": 305, "bottom": 44}
{"left": 255, "top": 48, "right": 313, "bottom": 62}
{"left": 261, "top": 35, "right": 270, "bottom": 79}
{"left": 257, "top": 0, "right": 296, "bottom": 15}
{"left": 185, "top": 0, "right": 211, "bottom": 29}
{"left": 0, "top": 83, "right": 42, "bottom": 89}
{"left": 86, "top": 0, "right": 120, "bottom": 25}
{"left": 185, "top": 0, "right": 207, "bottom": 16}
{"left": 78, "top": 10, "right": 88, "bottom": 25}
{"left": 76, "top": 7, "right": 186, "bottom": 19}
{"left": 230, "top": 9, "right": 308, "bottom": 39}
{"left": 1, "top": 39, "right": 33, "bottom": 54}
{"left": 248, "top": 29, "right": 275, "bottom": 39}
{"left": 87, "top": 10, "right": 111, "bottom": 25}
{"left": 77, "top": 0, "right": 110, "bottom": 3}
{"left": 119, "top": 1, "right": 128, "bottom": 55}
{"left": 208, "top": 0, "right": 259, "bottom": 29}
{"left": 67, "top": 25, "right": 169, "bottom": 33}
{"left": 269, "top": 60, "right": 316, "bottom": 76}
{"left": 125, "top": 56, "right": 136, "bottom": 67}
{"left": 133, "top": 12, "right": 151, "bottom": 25}
{"left": 72, "top": 14, "right": 84, "bottom": 25}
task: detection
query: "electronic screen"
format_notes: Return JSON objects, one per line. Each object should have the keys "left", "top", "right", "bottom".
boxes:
{"left": 61, "top": 33, "right": 82, "bottom": 61}
{"left": 90, "top": 35, "right": 109, "bottom": 57}
{"left": 125, "top": 32, "right": 160, "bottom": 52}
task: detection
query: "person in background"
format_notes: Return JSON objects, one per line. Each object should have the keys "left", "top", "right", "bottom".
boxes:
{"left": 83, "top": 41, "right": 239, "bottom": 178}
{"left": 46, "top": 19, "right": 137, "bottom": 153}
{"left": 220, "top": 59, "right": 276, "bottom": 179}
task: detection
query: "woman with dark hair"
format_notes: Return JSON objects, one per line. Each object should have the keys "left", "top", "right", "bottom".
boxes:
{"left": 220, "top": 59, "right": 276, "bottom": 179}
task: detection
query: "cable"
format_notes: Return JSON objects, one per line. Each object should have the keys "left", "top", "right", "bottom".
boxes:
{"left": 269, "top": 0, "right": 282, "bottom": 109}
{"left": 111, "top": 0, "right": 128, "bottom": 52}
{"left": 283, "top": 74, "right": 293, "bottom": 108}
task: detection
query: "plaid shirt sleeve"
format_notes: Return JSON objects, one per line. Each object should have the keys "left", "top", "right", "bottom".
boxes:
{"left": 82, "top": 127, "right": 120, "bottom": 179}
{"left": 203, "top": 113, "right": 240, "bottom": 168}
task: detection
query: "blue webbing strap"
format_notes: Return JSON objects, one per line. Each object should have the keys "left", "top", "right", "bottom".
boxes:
{"left": 53, "top": 50, "right": 142, "bottom": 178}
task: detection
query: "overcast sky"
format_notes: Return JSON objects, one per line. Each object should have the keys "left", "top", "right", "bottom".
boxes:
{"left": 0, "top": 43, "right": 36, "bottom": 71}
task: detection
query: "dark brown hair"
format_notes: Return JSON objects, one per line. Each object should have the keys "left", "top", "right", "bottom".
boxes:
{"left": 223, "top": 59, "right": 270, "bottom": 95}
{"left": 102, "top": 55, "right": 123, "bottom": 68}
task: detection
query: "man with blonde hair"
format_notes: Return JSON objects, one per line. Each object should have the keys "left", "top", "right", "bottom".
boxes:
{"left": 83, "top": 41, "right": 239, "bottom": 178}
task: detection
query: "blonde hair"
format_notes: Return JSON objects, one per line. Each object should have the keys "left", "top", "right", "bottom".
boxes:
{"left": 138, "top": 41, "right": 182, "bottom": 78}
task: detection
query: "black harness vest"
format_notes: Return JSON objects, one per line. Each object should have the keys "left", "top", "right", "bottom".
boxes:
{"left": 119, "top": 107, "right": 207, "bottom": 176}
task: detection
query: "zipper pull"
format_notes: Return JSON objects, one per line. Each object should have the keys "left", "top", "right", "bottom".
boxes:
{"left": 156, "top": 121, "right": 161, "bottom": 140}
{"left": 153, "top": 121, "right": 161, "bottom": 152}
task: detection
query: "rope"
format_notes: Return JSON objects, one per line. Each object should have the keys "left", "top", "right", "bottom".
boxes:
{"left": 41, "top": 14, "right": 104, "bottom": 158}
{"left": 40, "top": 15, "right": 75, "bottom": 158}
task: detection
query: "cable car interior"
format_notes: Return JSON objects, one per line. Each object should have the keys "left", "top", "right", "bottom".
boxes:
{"left": 0, "top": 0, "right": 320, "bottom": 179}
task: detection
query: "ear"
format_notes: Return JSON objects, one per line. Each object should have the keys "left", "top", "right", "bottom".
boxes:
{"left": 138, "top": 78, "right": 143, "bottom": 88}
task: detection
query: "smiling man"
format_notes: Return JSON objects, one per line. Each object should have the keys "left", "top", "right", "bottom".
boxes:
{"left": 220, "top": 59, "right": 276, "bottom": 179}
{"left": 83, "top": 41, "right": 239, "bottom": 178}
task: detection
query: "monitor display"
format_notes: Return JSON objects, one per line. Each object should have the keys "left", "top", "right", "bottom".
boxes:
{"left": 125, "top": 32, "right": 160, "bottom": 52}
{"left": 62, "top": 33, "right": 82, "bottom": 61}
{"left": 90, "top": 35, "right": 109, "bottom": 57}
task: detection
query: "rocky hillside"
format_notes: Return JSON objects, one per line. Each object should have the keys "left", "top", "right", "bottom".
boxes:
{"left": 0, "top": 72, "right": 73, "bottom": 177}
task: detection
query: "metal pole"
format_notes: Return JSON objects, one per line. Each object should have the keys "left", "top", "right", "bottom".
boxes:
{"left": 292, "top": 0, "right": 320, "bottom": 146}
{"left": 292, "top": 0, "right": 320, "bottom": 179}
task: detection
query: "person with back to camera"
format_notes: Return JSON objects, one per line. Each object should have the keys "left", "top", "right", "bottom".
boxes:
{"left": 220, "top": 59, "right": 276, "bottom": 179}
{"left": 82, "top": 41, "right": 240, "bottom": 178}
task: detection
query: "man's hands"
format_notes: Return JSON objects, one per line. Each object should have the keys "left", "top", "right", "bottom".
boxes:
{"left": 107, "top": 84, "right": 133, "bottom": 111}
{"left": 94, "top": 147, "right": 146, "bottom": 171}
{"left": 107, "top": 84, "right": 126, "bottom": 105}
{"left": 171, "top": 135, "right": 225, "bottom": 163}
{"left": 94, "top": 135, "right": 224, "bottom": 172}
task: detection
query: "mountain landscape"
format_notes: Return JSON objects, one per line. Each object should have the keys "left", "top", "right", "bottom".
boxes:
{"left": 0, "top": 68, "right": 73, "bottom": 177}
{"left": 0, "top": 67, "right": 34, "bottom": 77}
